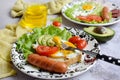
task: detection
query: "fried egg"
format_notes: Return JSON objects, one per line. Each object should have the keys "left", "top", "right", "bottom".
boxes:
{"left": 82, "top": 3, "right": 94, "bottom": 11}
{"left": 33, "top": 35, "right": 82, "bottom": 61}
{"left": 72, "top": 2, "right": 96, "bottom": 17}
{"left": 50, "top": 41, "right": 81, "bottom": 60}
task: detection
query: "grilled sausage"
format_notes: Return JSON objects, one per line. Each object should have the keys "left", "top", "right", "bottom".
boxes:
{"left": 27, "top": 54, "right": 68, "bottom": 73}
{"left": 101, "top": 6, "right": 110, "bottom": 21}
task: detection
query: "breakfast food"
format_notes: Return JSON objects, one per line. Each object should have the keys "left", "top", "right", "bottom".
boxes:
{"left": 101, "top": 6, "right": 110, "bottom": 21}
{"left": 83, "top": 26, "right": 115, "bottom": 42}
{"left": 64, "top": 1, "right": 112, "bottom": 24}
{"left": 16, "top": 25, "right": 86, "bottom": 73}
{"left": 28, "top": 54, "right": 68, "bottom": 73}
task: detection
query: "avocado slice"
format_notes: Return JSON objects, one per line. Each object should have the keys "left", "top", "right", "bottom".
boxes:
{"left": 41, "top": 35, "right": 51, "bottom": 46}
{"left": 38, "top": 35, "right": 55, "bottom": 46}
{"left": 38, "top": 35, "right": 45, "bottom": 45}
{"left": 41, "top": 35, "right": 54, "bottom": 46}
{"left": 47, "top": 37, "right": 55, "bottom": 46}
{"left": 83, "top": 27, "right": 115, "bottom": 42}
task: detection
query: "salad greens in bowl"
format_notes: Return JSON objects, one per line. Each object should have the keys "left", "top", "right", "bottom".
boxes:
{"left": 62, "top": 0, "right": 120, "bottom": 26}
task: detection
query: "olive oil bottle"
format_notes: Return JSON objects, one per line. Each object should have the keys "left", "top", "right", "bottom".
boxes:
{"left": 19, "top": 4, "right": 47, "bottom": 29}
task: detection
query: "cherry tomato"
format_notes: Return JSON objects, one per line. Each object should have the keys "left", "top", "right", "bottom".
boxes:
{"left": 76, "top": 39, "right": 87, "bottom": 50}
{"left": 52, "top": 21, "right": 61, "bottom": 27}
{"left": 36, "top": 46, "right": 59, "bottom": 56}
{"left": 69, "top": 36, "right": 87, "bottom": 50}
{"left": 69, "top": 36, "right": 82, "bottom": 44}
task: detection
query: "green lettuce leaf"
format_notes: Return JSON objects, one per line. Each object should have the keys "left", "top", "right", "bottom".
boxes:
{"left": 16, "top": 25, "right": 72, "bottom": 59}
{"left": 64, "top": 1, "right": 112, "bottom": 24}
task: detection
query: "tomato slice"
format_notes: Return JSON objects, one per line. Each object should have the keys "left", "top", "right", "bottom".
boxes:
{"left": 36, "top": 46, "right": 59, "bottom": 56}
{"left": 87, "top": 15, "right": 102, "bottom": 22}
{"left": 69, "top": 36, "right": 82, "bottom": 44}
{"left": 76, "top": 39, "right": 87, "bottom": 50}
{"left": 69, "top": 36, "right": 87, "bottom": 50}
{"left": 76, "top": 16, "right": 88, "bottom": 21}
{"left": 52, "top": 21, "right": 61, "bottom": 27}
{"left": 76, "top": 15, "right": 102, "bottom": 22}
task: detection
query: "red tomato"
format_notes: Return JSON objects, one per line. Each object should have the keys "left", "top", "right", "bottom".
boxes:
{"left": 69, "top": 36, "right": 82, "bottom": 44}
{"left": 87, "top": 15, "right": 102, "bottom": 22}
{"left": 69, "top": 36, "right": 87, "bottom": 50}
{"left": 76, "top": 15, "right": 102, "bottom": 22}
{"left": 76, "top": 16, "right": 88, "bottom": 21}
{"left": 36, "top": 46, "right": 59, "bottom": 56}
{"left": 76, "top": 39, "right": 87, "bottom": 50}
{"left": 52, "top": 21, "right": 61, "bottom": 27}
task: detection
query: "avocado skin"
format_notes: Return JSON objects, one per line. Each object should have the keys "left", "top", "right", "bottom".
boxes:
{"left": 83, "top": 27, "right": 115, "bottom": 43}
{"left": 91, "top": 34, "right": 114, "bottom": 43}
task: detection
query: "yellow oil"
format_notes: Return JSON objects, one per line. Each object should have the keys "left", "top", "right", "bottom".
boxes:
{"left": 19, "top": 4, "right": 47, "bottom": 29}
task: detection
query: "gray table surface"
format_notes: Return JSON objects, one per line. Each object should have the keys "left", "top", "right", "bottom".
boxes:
{"left": 0, "top": 0, "right": 120, "bottom": 80}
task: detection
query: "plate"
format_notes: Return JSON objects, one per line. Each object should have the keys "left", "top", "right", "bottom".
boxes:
{"left": 61, "top": 0, "right": 120, "bottom": 26}
{"left": 11, "top": 27, "right": 100, "bottom": 79}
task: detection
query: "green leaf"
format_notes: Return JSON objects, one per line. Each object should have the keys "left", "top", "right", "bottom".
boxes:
{"left": 16, "top": 25, "right": 72, "bottom": 59}
{"left": 52, "top": 17, "right": 62, "bottom": 23}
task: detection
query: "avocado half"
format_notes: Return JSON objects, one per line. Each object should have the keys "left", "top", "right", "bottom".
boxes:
{"left": 83, "top": 27, "right": 115, "bottom": 42}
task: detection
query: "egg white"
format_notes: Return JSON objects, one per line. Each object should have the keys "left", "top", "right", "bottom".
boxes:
{"left": 50, "top": 49, "right": 82, "bottom": 60}
{"left": 72, "top": 3, "right": 96, "bottom": 17}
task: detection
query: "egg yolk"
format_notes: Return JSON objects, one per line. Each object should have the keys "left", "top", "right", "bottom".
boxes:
{"left": 53, "top": 36, "right": 61, "bottom": 47}
{"left": 82, "top": 4, "right": 93, "bottom": 11}
{"left": 64, "top": 41, "right": 76, "bottom": 48}
{"left": 50, "top": 41, "right": 76, "bottom": 58}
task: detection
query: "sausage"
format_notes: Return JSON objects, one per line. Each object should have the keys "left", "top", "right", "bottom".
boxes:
{"left": 27, "top": 54, "right": 68, "bottom": 73}
{"left": 101, "top": 6, "right": 110, "bottom": 21}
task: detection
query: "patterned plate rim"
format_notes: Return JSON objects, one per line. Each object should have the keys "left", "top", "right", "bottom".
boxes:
{"left": 61, "top": 0, "right": 120, "bottom": 26}
{"left": 11, "top": 26, "right": 100, "bottom": 79}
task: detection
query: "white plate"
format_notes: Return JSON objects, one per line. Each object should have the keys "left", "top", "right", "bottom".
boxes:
{"left": 11, "top": 27, "right": 100, "bottom": 79}
{"left": 61, "top": 0, "right": 120, "bottom": 26}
